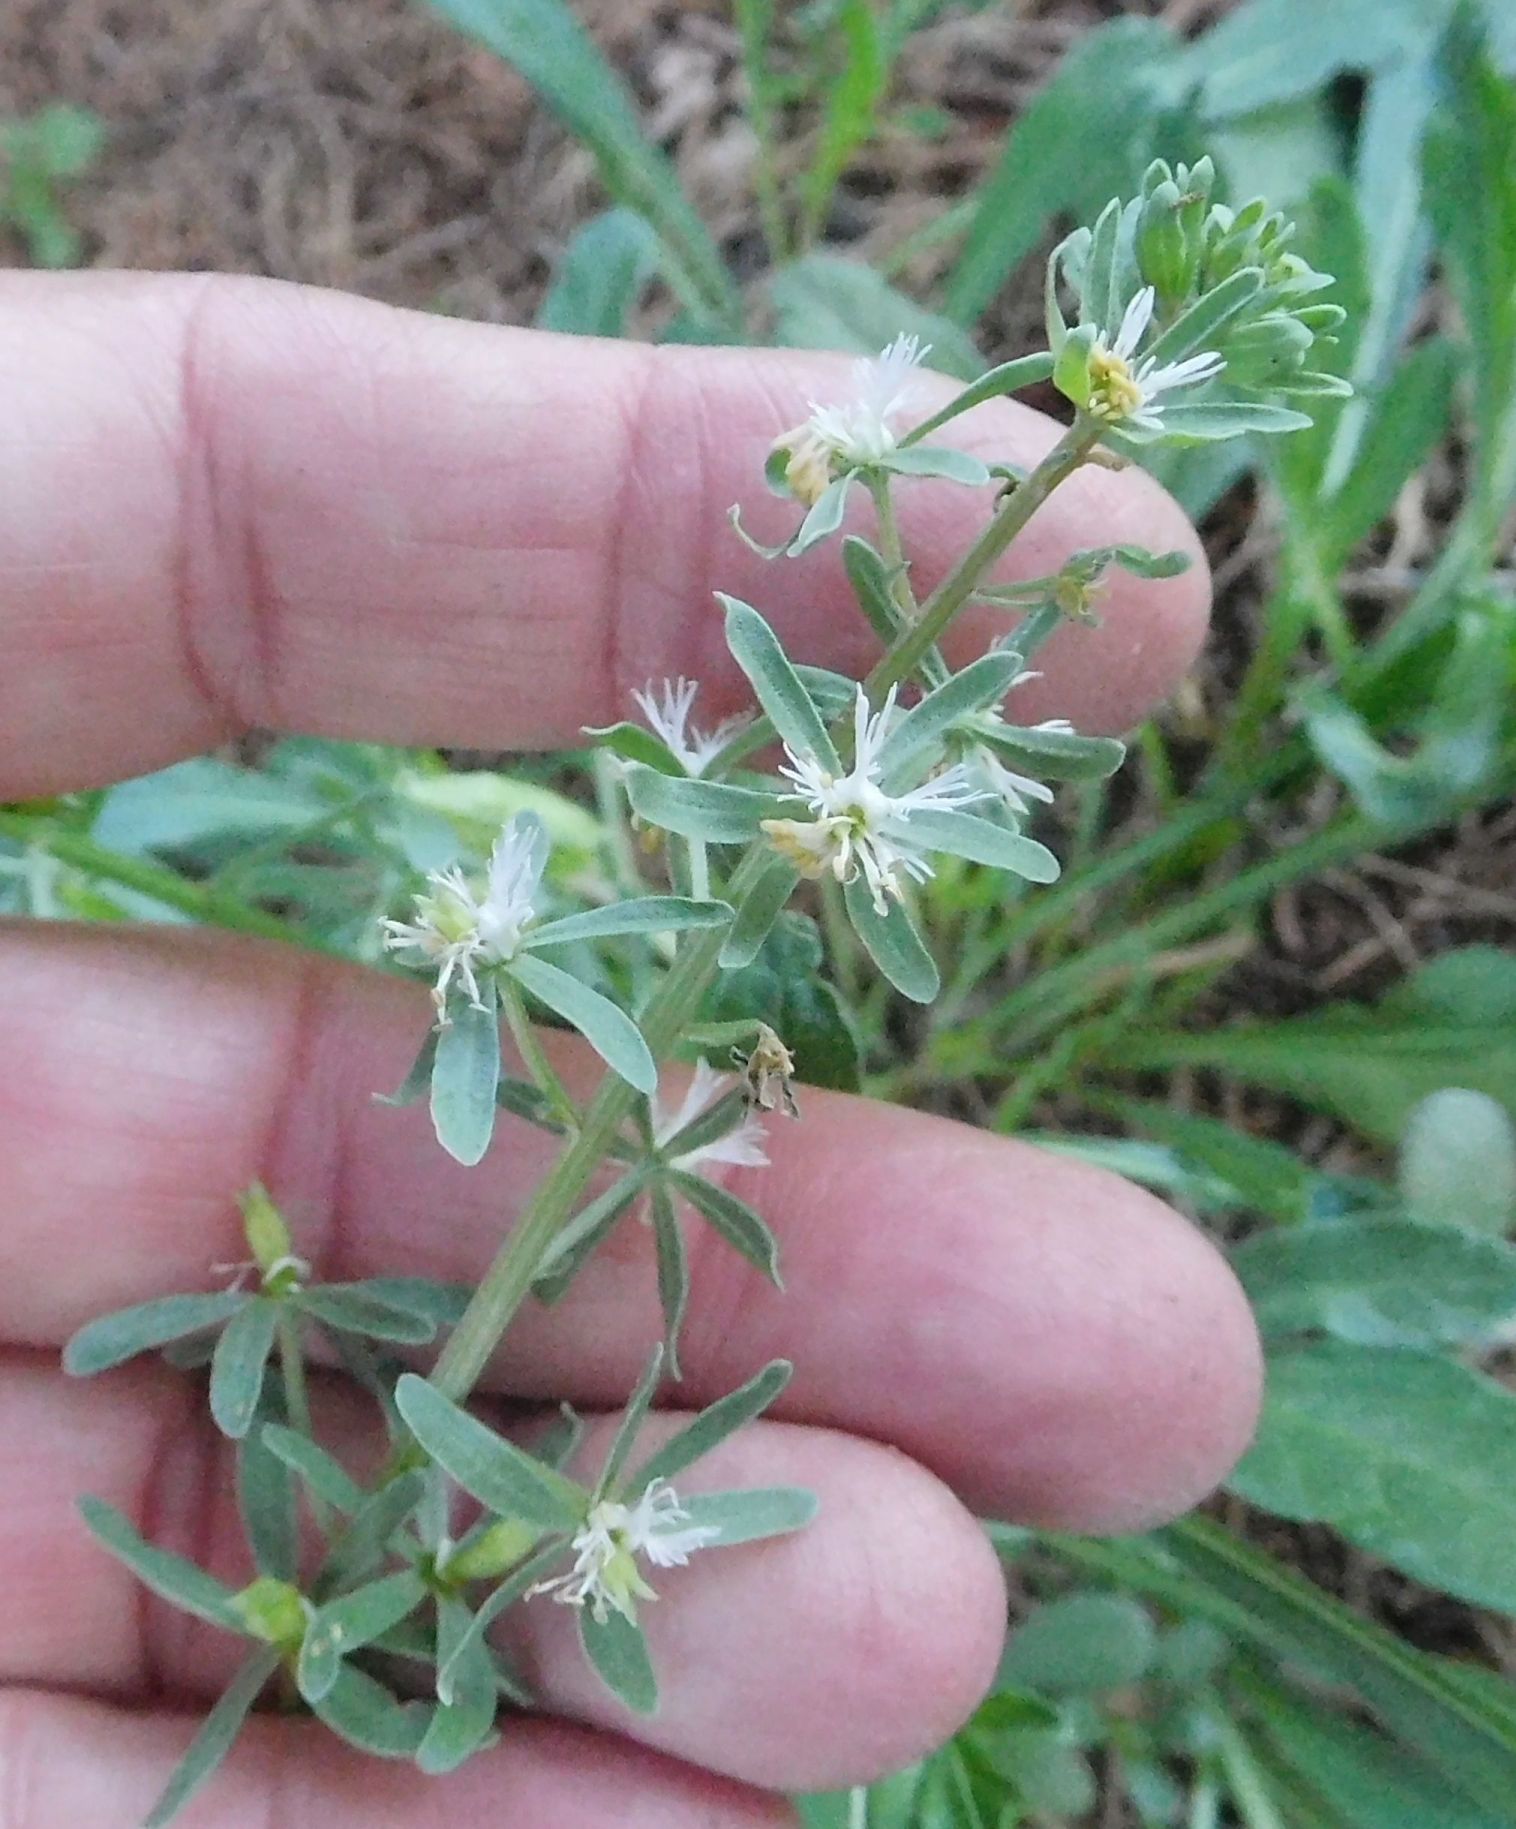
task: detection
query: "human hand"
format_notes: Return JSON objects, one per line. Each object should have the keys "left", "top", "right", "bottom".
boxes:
{"left": 0, "top": 274, "right": 1259, "bottom": 1827}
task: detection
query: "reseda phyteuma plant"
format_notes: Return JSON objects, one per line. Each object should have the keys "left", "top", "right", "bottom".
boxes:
{"left": 62, "top": 157, "right": 1347, "bottom": 1825}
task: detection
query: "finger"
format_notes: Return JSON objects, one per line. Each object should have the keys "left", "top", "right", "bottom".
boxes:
{"left": 0, "top": 922, "right": 1260, "bottom": 1533}
{"left": 0, "top": 1689, "right": 792, "bottom": 1829}
{"left": 3, "top": 1360, "right": 1003, "bottom": 1789}
{"left": 0, "top": 271, "right": 1207, "bottom": 796}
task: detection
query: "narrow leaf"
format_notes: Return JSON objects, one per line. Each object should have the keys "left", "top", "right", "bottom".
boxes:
{"left": 209, "top": 1297, "right": 279, "bottom": 1441}
{"left": 418, "top": 1597, "right": 499, "bottom": 1773}
{"left": 436, "top": 1540, "right": 566, "bottom": 1704}
{"left": 595, "top": 1345, "right": 667, "bottom": 1501}
{"left": 143, "top": 1649, "right": 279, "bottom": 1829}
{"left": 527, "top": 897, "right": 732, "bottom": 949}
{"left": 580, "top": 1605, "right": 659, "bottom": 1714}
{"left": 78, "top": 1497, "right": 238, "bottom": 1629}
{"left": 895, "top": 808, "right": 1060, "bottom": 881}
{"left": 508, "top": 953, "right": 655, "bottom": 1094}
{"left": 901, "top": 352, "right": 1056, "bottom": 445}
{"left": 881, "top": 650, "right": 1029, "bottom": 780}
{"left": 842, "top": 874, "right": 939, "bottom": 1003}
{"left": 261, "top": 1424, "right": 365, "bottom": 1514}
{"left": 651, "top": 1181, "right": 690, "bottom": 1377}
{"left": 678, "top": 1485, "right": 818, "bottom": 1546}
{"left": 238, "top": 1402, "right": 298, "bottom": 1580}
{"left": 311, "top": 1662, "right": 430, "bottom": 1758}
{"left": 395, "top": 1375, "right": 584, "bottom": 1531}
{"left": 630, "top": 1360, "right": 792, "bottom": 1494}
{"left": 718, "top": 854, "right": 800, "bottom": 970}
{"left": 299, "top": 1287, "right": 438, "bottom": 1345}
{"left": 672, "top": 1171, "right": 782, "bottom": 1284}
{"left": 722, "top": 596, "right": 839, "bottom": 768}
{"left": 430, "top": 992, "right": 501, "bottom": 1166}
{"left": 298, "top": 1571, "right": 428, "bottom": 1704}
{"left": 623, "top": 764, "right": 779, "bottom": 844}
{"left": 64, "top": 1290, "right": 247, "bottom": 1377}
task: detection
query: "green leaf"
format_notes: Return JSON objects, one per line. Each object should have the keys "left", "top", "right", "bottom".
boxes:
{"left": 881, "top": 650, "right": 1031, "bottom": 781}
{"left": 770, "top": 255, "right": 987, "bottom": 380}
{"left": 722, "top": 596, "right": 839, "bottom": 769}
{"left": 430, "top": 991, "right": 502, "bottom": 1167}
{"left": 701, "top": 910, "right": 862, "bottom": 1092}
{"left": 671, "top": 1170, "right": 781, "bottom": 1284}
{"left": 841, "top": 535, "right": 909, "bottom": 645}
{"left": 973, "top": 722, "right": 1126, "bottom": 783}
{"left": 842, "top": 874, "right": 939, "bottom": 1003}
{"left": 630, "top": 1360, "right": 792, "bottom": 1494}
{"left": 579, "top": 1605, "right": 659, "bottom": 1714}
{"left": 651, "top": 1182, "right": 690, "bottom": 1377}
{"left": 237, "top": 1401, "right": 298, "bottom": 1580}
{"left": 718, "top": 855, "right": 800, "bottom": 970}
{"left": 998, "top": 1592, "right": 1156, "bottom": 1694}
{"left": 1144, "top": 267, "right": 1265, "bottom": 368}
{"left": 893, "top": 808, "right": 1060, "bottom": 881}
{"left": 63, "top": 1290, "right": 247, "bottom": 1377}
{"left": 1034, "top": 1515, "right": 1516, "bottom": 1818}
{"left": 78, "top": 1498, "right": 238, "bottom": 1630}
{"left": 298, "top": 1571, "right": 428, "bottom": 1704}
{"left": 1181, "top": 0, "right": 1425, "bottom": 117}
{"left": 322, "top": 1472, "right": 428, "bottom": 1590}
{"left": 1233, "top": 1342, "right": 1516, "bottom": 1612}
{"left": 508, "top": 952, "right": 655, "bottom": 1094}
{"left": 622, "top": 765, "right": 779, "bottom": 844}
{"left": 595, "top": 1345, "right": 666, "bottom": 1501}
{"left": 533, "top": 1168, "right": 651, "bottom": 1303}
{"left": 435, "top": 1540, "right": 566, "bottom": 1704}
{"left": 311, "top": 1662, "right": 430, "bottom": 1758}
{"left": 425, "top": 0, "right": 735, "bottom": 326}
{"left": 418, "top": 1598, "right": 500, "bottom": 1774}
{"left": 536, "top": 207, "right": 660, "bottom": 337}
{"left": 142, "top": 1649, "right": 279, "bottom": 1829}
{"left": 1237, "top": 1218, "right": 1516, "bottom": 1348}
{"left": 901, "top": 354, "right": 1056, "bottom": 446}
{"left": 677, "top": 1485, "right": 818, "bottom": 1546}
{"left": 879, "top": 445, "right": 992, "bottom": 486}
{"left": 1400, "top": 1088, "right": 1516, "bottom": 1236}
{"left": 1107, "top": 950, "right": 1516, "bottom": 1144}
{"left": 395, "top": 1375, "right": 584, "bottom": 1531}
{"left": 1142, "top": 399, "right": 1314, "bottom": 440}
{"left": 786, "top": 476, "right": 852, "bottom": 556}
{"left": 581, "top": 719, "right": 686, "bottom": 776}
{"left": 260, "top": 1425, "right": 366, "bottom": 1514}
{"left": 300, "top": 1287, "right": 439, "bottom": 1345}
{"left": 526, "top": 896, "right": 732, "bottom": 949}
{"left": 209, "top": 1297, "right": 279, "bottom": 1440}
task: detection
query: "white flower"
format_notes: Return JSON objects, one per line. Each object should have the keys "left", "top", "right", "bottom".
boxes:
{"left": 654, "top": 1059, "right": 769, "bottom": 1170}
{"left": 1087, "top": 287, "right": 1224, "bottom": 433}
{"left": 765, "top": 685, "right": 985, "bottom": 915}
{"left": 380, "top": 813, "right": 548, "bottom": 1013}
{"left": 973, "top": 699, "right": 1071, "bottom": 817}
{"left": 772, "top": 334, "right": 929, "bottom": 503}
{"left": 633, "top": 677, "right": 748, "bottom": 778}
{"left": 530, "top": 1480, "right": 720, "bottom": 1624}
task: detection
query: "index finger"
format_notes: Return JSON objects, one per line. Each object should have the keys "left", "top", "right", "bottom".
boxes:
{"left": 0, "top": 272, "right": 1208, "bottom": 797}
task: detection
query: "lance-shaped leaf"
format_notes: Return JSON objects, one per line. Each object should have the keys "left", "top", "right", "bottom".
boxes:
{"left": 581, "top": 718, "right": 686, "bottom": 775}
{"left": 880, "top": 445, "right": 992, "bottom": 486}
{"left": 580, "top": 1606, "right": 659, "bottom": 1714}
{"left": 79, "top": 1498, "right": 240, "bottom": 1630}
{"left": 525, "top": 896, "right": 732, "bottom": 949}
{"left": 300, "top": 1286, "right": 439, "bottom": 1346}
{"left": 624, "top": 764, "right": 782, "bottom": 844}
{"left": 508, "top": 952, "right": 656, "bottom": 1094}
{"left": 629, "top": 1360, "right": 792, "bottom": 1494}
{"left": 1137, "top": 399, "right": 1312, "bottom": 441}
{"left": 395, "top": 1376, "right": 585, "bottom": 1532}
{"left": 311, "top": 1662, "right": 430, "bottom": 1759}
{"left": 977, "top": 723, "right": 1125, "bottom": 782}
{"left": 298, "top": 1570, "right": 428, "bottom": 1704}
{"left": 897, "top": 808, "right": 1060, "bottom": 881}
{"left": 1142, "top": 266, "right": 1263, "bottom": 367}
{"left": 143, "top": 1648, "right": 279, "bottom": 1829}
{"left": 419, "top": 1597, "right": 500, "bottom": 1774}
{"left": 671, "top": 1171, "right": 781, "bottom": 1285}
{"left": 344, "top": 1277, "right": 472, "bottom": 1327}
{"left": 63, "top": 1290, "right": 248, "bottom": 1377}
{"left": 238, "top": 1398, "right": 298, "bottom": 1580}
{"left": 678, "top": 1486, "right": 819, "bottom": 1547}
{"left": 430, "top": 991, "right": 502, "bottom": 1166}
{"left": 534, "top": 1168, "right": 651, "bottom": 1304}
{"left": 261, "top": 1424, "right": 366, "bottom": 1514}
{"left": 436, "top": 1540, "right": 566, "bottom": 1705}
{"left": 722, "top": 596, "right": 839, "bottom": 770}
{"left": 900, "top": 352, "right": 1055, "bottom": 445}
{"left": 322, "top": 1471, "right": 428, "bottom": 1589}
{"left": 843, "top": 535, "right": 910, "bottom": 644}
{"left": 842, "top": 875, "right": 939, "bottom": 1004}
{"left": 651, "top": 1181, "right": 690, "bottom": 1377}
{"left": 594, "top": 1345, "right": 667, "bottom": 1502}
{"left": 209, "top": 1296, "right": 279, "bottom": 1440}
{"left": 786, "top": 476, "right": 850, "bottom": 556}
{"left": 880, "top": 650, "right": 1029, "bottom": 783}
{"left": 719, "top": 853, "right": 800, "bottom": 970}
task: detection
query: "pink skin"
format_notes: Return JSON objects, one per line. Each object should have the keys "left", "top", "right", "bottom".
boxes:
{"left": 0, "top": 274, "right": 1256, "bottom": 1826}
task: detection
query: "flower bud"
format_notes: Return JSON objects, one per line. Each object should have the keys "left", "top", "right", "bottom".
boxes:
{"left": 1138, "top": 178, "right": 1196, "bottom": 309}
{"left": 439, "top": 1519, "right": 542, "bottom": 1585}
{"left": 231, "top": 1576, "right": 311, "bottom": 1653}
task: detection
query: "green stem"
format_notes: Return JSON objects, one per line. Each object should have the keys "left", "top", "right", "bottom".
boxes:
{"left": 276, "top": 1307, "right": 329, "bottom": 1532}
{"left": 0, "top": 810, "right": 335, "bottom": 955}
{"left": 499, "top": 976, "right": 581, "bottom": 1133}
{"left": 865, "top": 417, "right": 1101, "bottom": 699}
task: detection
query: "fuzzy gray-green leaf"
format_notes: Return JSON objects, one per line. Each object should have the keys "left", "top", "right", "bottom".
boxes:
{"left": 508, "top": 952, "right": 656, "bottom": 1094}
{"left": 63, "top": 1290, "right": 248, "bottom": 1377}
{"left": 395, "top": 1375, "right": 584, "bottom": 1531}
{"left": 630, "top": 1360, "right": 792, "bottom": 1494}
{"left": 430, "top": 993, "right": 502, "bottom": 1166}
{"left": 143, "top": 1649, "right": 279, "bottom": 1829}
{"left": 209, "top": 1296, "right": 279, "bottom": 1441}
{"left": 580, "top": 1605, "right": 659, "bottom": 1714}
